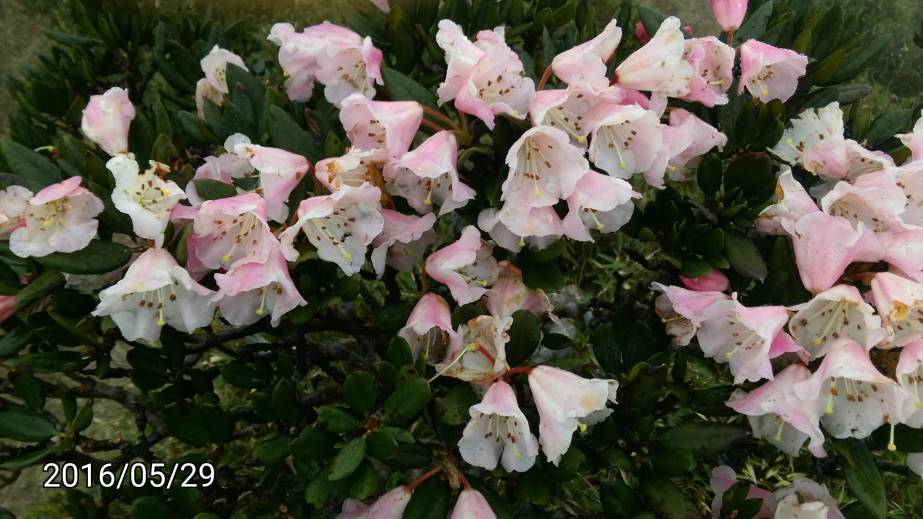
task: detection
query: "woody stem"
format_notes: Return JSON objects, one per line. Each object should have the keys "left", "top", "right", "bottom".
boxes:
{"left": 405, "top": 467, "right": 443, "bottom": 492}
{"left": 505, "top": 366, "right": 533, "bottom": 377}
{"left": 537, "top": 64, "right": 554, "bottom": 91}
{"left": 726, "top": 30, "right": 735, "bottom": 46}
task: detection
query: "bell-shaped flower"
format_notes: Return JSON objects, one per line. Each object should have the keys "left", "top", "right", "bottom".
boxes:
{"left": 370, "top": 210, "right": 436, "bottom": 277}
{"left": 186, "top": 193, "right": 275, "bottom": 271}
{"left": 425, "top": 226, "right": 500, "bottom": 305}
{"left": 450, "top": 488, "right": 496, "bottom": 519}
{"left": 880, "top": 230, "right": 923, "bottom": 283}
{"left": 896, "top": 341, "right": 923, "bottom": 427}
{"left": 314, "top": 148, "right": 378, "bottom": 192}
{"left": 738, "top": 40, "right": 808, "bottom": 103}
{"left": 665, "top": 109, "right": 728, "bottom": 176}
{"left": 870, "top": 272, "right": 923, "bottom": 348}
{"left": 195, "top": 45, "right": 247, "bottom": 116}
{"left": 383, "top": 131, "right": 475, "bottom": 215}
{"left": 336, "top": 485, "right": 411, "bottom": 519}
{"left": 528, "top": 365, "right": 618, "bottom": 465}
{"left": 477, "top": 206, "right": 563, "bottom": 253}
{"left": 434, "top": 315, "right": 510, "bottom": 383}
{"left": 184, "top": 134, "right": 254, "bottom": 207}
{"left": 562, "top": 170, "right": 637, "bottom": 241}
{"left": 651, "top": 283, "right": 728, "bottom": 346}
{"left": 770, "top": 103, "right": 850, "bottom": 179}
{"left": 81, "top": 87, "right": 135, "bottom": 157}
{"left": 551, "top": 20, "right": 622, "bottom": 90}
{"left": 840, "top": 140, "right": 895, "bottom": 182}
{"left": 435, "top": 21, "right": 535, "bottom": 128}
{"left": 726, "top": 364, "right": 827, "bottom": 457}
{"left": 9, "top": 177, "right": 103, "bottom": 258}
{"left": 458, "top": 380, "right": 539, "bottom": 472}
{"left": 314, "top": 33, "right": 383, "bottom": 106}
{"left": 529, "top": 82, "right": 624, "bottom": 147}
{"left": 339, "top": 94, "right": 423, "bottom": 161}
{"left": 108, "top": 154, "right": 185, "bottom": 245}
{"left": 588, "top": 104, "right": 663, "bottom": 183}
{"left": 233, "top": 143, "right": 310, "bottom": 223}
{"left": 680, "top": 37, "right": 735, "bottom": 107}
{"left": 613, "top": 17, "right": 693, "bottom": 97}
{"left": 93, "top": 248, "right": 215, "bottom": 343}
{"left": 793, "top": 339, "right": 907, "bottom": 440}
{"left": 398, "top": 293, "right": 455, "bottom": 360}
{"left": 711, "top": 0, "right": 748, "bottom": 33}
{"left": 0, "top": 185, "right": 32, "bottom": 236}
{"left": 485, "top": 261, "right": 551, "bottom": 318}
{"left": 897, "top": 109, "right": 923, "bottom": 164}
{"left": 680, "top": 270, "right": 730, "bottom": 292}
{"left": 502, "top": 126, "right": 588, "bottom": 209}
{"left": 696, "top": 298, "right": 790, "bottom": 383}
{"left": 279, "top": 183, "right": 383, "bottom": 276}
{"left": 756, "top": 167, "right": 819, "bottom": 235}
{"left": 893, "top": 163, "right": 923, "bottom": 226}
{"left": 772, "top": 479, "right": 845, "bottom": 519}
{"left": 788, "top": 285, "right": 885, "bottom": 360}
{"left": 212, "top": 246, "right": 305, "bottom": 327}
{"left": 789, "top": 212, "right": 880, "bottom": 293}
{"left": 819, "top": 170, "right": 907, "bottom": 235}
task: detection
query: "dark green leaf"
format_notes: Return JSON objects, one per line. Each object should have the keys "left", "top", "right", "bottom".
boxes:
{"left": 35, "top": 240, "right": 131, "bottom": 275}
{"left": 0, "top": 408, "right": 56, "bottom": 442}
{"left": 838, "top": 438, "right": 886, "bottom": 519}
{"left": 403, "top": 477, "right": 450, "bottom": 519}
{"left": 724, "top": 232, "right": 768, "bottom": 281}
{"left": 381, "top": 67, "right": 437, "bottom": 109}
{"left": 0, "top": 141, "right": 62, "bottom": 187}
{"left": 343, "top": 371, "right": 376, "bottom": 415}
{"left": 506, "top": 309, "right": 542, "bottom": 366}
{"left": 659, "top": 422, "right": 745, "bottom": 456}
{"left": 328, "top": 436, "right": 366, "bottom": 481}
{"left": 382, "top": 376, "right": 431, "bottom": 425}
{"left": 193, "top": 179, "right": 237, "bottom": 200}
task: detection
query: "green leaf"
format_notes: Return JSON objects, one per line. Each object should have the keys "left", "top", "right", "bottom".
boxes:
{"left": 0, "top": 408, "right": 56, "bottom": 442}
{"left": 163, "top": 404, "right": 210, "bottom": 447}
{"left": 437, "top": 384, "right": 479, "bottom": 426}
{"left": 637, "top": 6, "right": 667, "bottom": 37}
{"left": 601, "top": 481, "right": 645, "bottom": 519}
{"left": 386, "top": 336, "right": 414, "bottom": 367}
{"left": 506, "top": 309, "right": 542, "bottom": 366}
{"left": 317, "top": 405, "right": 360, "bottom": 434}
{"left": 220, "top": 362, "right": 269, "bottom": 389}
{"left": 724, "top": 232, "right": 768, "bottom": 281}
{"left": 639, "top": 469, "right": 698, "bottom": 519}
{"left": 865, "top": 110, "right": 914, "bottom": 147}
{"left": 366, "top": 428, "right": 399, "bottom": 460}
{"left": 381, "top": 66, "right": 437, "bottom": 109}
{"left": 518, "top": 258, "right": 565, "bottom": 291}
{"left": 290, "top": 427, "right": 338, "bottom": 461}
{"left": 255, "top": 433, "right": 290, "bottom": 465}
{"left": 132, "top": 496, "right": 175, "bottom": 518}
{"left": 697, "top": 154, "right": 723, "bottom": 197}
{"left": 328, "top": 436, "right": 367, "bottom": 481}
{"left": 0, "top": 445, "right": 54, "bottom": 470}
{"left": 8, "top": 351, "right": 88, "bottom": 372}
{"left": 382, "top": 376, "right": 431, "bottom": 425}
{"left": 838, "top": 438, "right": 886, "bottom": 519}
{"left": 735, "top": 1, "right": 774, "bottom": 41}
{"left": 0, "top": 326, "right": 33, "bottom": 357}
{"left": 385, "top": 5, "right": 418, "bottom": 72}
{"left": 403, "top": 477, "right": 450, "bottom": 519}
{"left": 659, "top": 422, "right": 745, "bottom": 456}
{"left": 34, "top": 240, "right": 131, "bottom": 275}
{"left": 0, "top": 141, "right": 62, "bottom": 187}
{"left": 268, "top": 105, "right": 318, "bottom": 160}
{"left": 343, "top": 371, "right": 376, "bottom": 415}
{"left": 193, "top": 179, "right": 237, "bottom": 200}
{"left": 348, "top": 461, "right": 380, "bottom": 500}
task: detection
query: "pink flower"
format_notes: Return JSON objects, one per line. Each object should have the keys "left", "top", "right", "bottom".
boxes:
{"left": 502, "top": 126, "right": 588, "bottom": 208}
{"left": 528, "top": 82, "right": 612, "bottom": 146}
{"left": 793, "top": 339, "right": 906, "bottom": 440}
{"left": 897, "top": 109, "right": 923, "bottom": 164}
{"left": 93, "top": 248, "right": 215, "bottom": 343}
{"left": 870, "top": 272, "right": 923, "bottom": 348}
{"left": 398, "top": 293, "right": 455, "bottom": 360}
{"left": 450, "top": 488, "right": 496, "bottom": 519}
{"left": 195, "top": 45, "right": 247, "bottom": 117}
{"left": 187, "top": 193, "right": 275, "bottom": 271}
{"left": 424, "top": 226, "right": 499, "bottom": 305}
{"left": 788, "top": 285, "right": 885, "bottom": 359}
{"left": 383, "top": 131, "right": 475, "bottom": 215}
{"left": 562, "top": 170, "right": 636, "bottom": 241}
{"left": 658, "top": 109, "right": 728, "bottom": 181}
{"left": 435, "top": 21, "right": 535, "bottom": 128}
{"left": 896, "top": 341, "right": 923, "bottom": 427}
{"left": 650, "top": 283, "right": 728, "bottom": 346}
{"left": 370, "top": 209, "right": 436, "bottom": 277}
{"left": 789, "top": 212, "right": 880, "bottom": 293}
{"left": 477, "top": 206, "right": 563, "bottom": 253}
{"left": 726, "top": 364, "right": 827, "bottom": 457}
{"left": 755, "top": 167, "right": 819, "bottom": 235}
{"left": 709, "top": 466, "right": 774, "bottom": 519}
{"left": 336, "top": 485, "right": 411, "bottom": 519}
{"left": 588, "top": 104, "right": 663, "bottom": 184}
{"left": 0, "top": 185, "right": 32, "bottom": 236}
{"left": 485, "top": 261, "right": 551, "bottom": 318}
{"left": 212, "top": 246, "right": 305, "bottom": 327}
{"left": 738, "top": 40, "right": 808, "bottom": 103}
{"left": 528, "top": 365, "right": 618, "bottom": 465}
{"left": 458, "top": 380, "right": 539, "bottom": 472}
{"left": 881, "top": 230, "right": 923, "bottom": 282}
{"left": 81, "top": 87, "right": 135, "bottom": 156}
{"left": 315, "top": 148, "right": 378, "bottom": 192}
{"left": 696, "top": 298, "right": 790, "bottom": 383}
{"left": 771, "top": 103, "right": 850, "bottom": 179}
{"left": 613, "top": 17, "right": 693, "bottom": 97}
{"left": 279, "top": 183, "right": 383, "bottom": 276}
{"left": 551, "top": 20, "right": 623, "bottom": 90}
{"left": 680, "top": 37, "right": 735, "bottom": 107}
{"left": 819, "top": 170, "right": 907, "bottom": 235}
{"left": 233, "top": 143, "right": 310, "bottom": 223}
{"left": 108, "top": 154, "right": 186, "bottom": 244}
{"left": 893, "top": 162, "right": 923, "bottom": 227}
{"left": 9, "top": 177, "right": 103, "bottom": 258}
{"left": 710, "top": 0, "right": 748, "bottom": 33}
{"left": 0, "top": 296, "right": 14, "bottom": 324}
{"left": 680, "top": 270, "right": 730, "bottom": 292}
{"left": 339, "top": 94, "right": 423, "bottom": 161}
{"left": 633, "top": 22, "right": 651, "bottom": 45}
{"left": 773, "top": 479, "right": 845, "bottom": 519}
{"left": 185, "top": 134, "right": 254, "bottom": 207}
{"left": 434, "top": 315, "right": 510, "bottom": 383}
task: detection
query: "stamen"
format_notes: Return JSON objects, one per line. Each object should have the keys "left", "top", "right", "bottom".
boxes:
{"left": 427, "top": 342, "right": 478, "bottom": 383}
{"left": 773, "top": 419, "right": 785, "bottom": 442}
{"left": 825, "top": 378, "right": 836, "bottom": 415}
{"left": 255, "top": 287, "right": 267, "bottom": 316}
{"left": 887, "top": 423, "right": 897, "bottom": 452}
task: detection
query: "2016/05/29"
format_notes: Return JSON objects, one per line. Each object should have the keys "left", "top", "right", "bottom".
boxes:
{"left": 42, "top": 462, "right": 215, "bottom": 489}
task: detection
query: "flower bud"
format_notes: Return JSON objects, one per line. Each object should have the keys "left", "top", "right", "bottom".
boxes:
{"left": 0, "top": 295, "right": 15, "bottom": 324}
{"left": 710, "top": 0, "right": 748, "bottom": 33}
{"left": 80, "top": 87, "right": 135, "bottom": 157}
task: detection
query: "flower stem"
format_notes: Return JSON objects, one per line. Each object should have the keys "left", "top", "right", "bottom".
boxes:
{"left": 405, "top": 467, "right": 443, "bottom": 492}
{"left": 726, "top": 30, "right": 735, "bottom": 46}
{"left": 421, "top": 119, "right": 450, "bottom": 133}
{"left": 421, "top": 105, "right": 461, "bottom": 132}
{"left": 505, "top": 366, "right": 533, "bottom": 377}
{"left": 537, "top": 64, "right": 554, "bottom": 91}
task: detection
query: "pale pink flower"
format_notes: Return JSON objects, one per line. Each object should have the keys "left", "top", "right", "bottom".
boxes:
{"left": 186, "top": 193, "right": 275, "bottom": 271}
{"left": 529, "top": 82, "right": 606, "bottom": 146}
{"left": 107, "top": 154, "right": 186, "bottom": 245}
{"left": 666, "top": 109, "right": 728, "bottom": 175}
{"left": 613, "top": 17, "right": 693, "bottom": 97}
{"left": 588, "top": 104, "right": 663, "bottom": 184}
{"left": 897, "top": 109, "right": 923, "bottom": 164}
{"left": 709, "top": 465, "right": 774, "bottom": 519}
{"left": 336, "top": 486, "right": 411, "bottom": 519}
{"left": 458, "top": 380, "right": 539, "bottom": 472}
{"left": 727, "top": 364, "right": 827, "bottom": 457}
{"left": 841, "top": 140, "right": 895, "bottom": 181}
{"left": 870, "top": 272, "right": 923, "bottom": 348}
{"left": 881, "top": 230, "right": 923, "bottom": 283}
{"left": 738, "top": 40, "right": 808, "bottom": 103}
{"left": 891, "top": 163, "right": 923, "bottom": 227}
{"left": 477, "top": 206, "right": 563, "bottom": 253}
{"left": 212, "top": 246, "right": 305, "bottom": 327}
{"left": 435, "top": 21, "right": 535, "bottom": 128}
{"left": 339, "top": 94, "right": 423, "bottom": 161}
{"left": 819, "top": 170, "right": 907, "bottom": 235}
{"left": 770, "top": 103, "right": 850, "bottom": 179}
{"left": 772, "top": 478, "right": 845, "bottom": 519}
{"left": 185, "top": 134, "right": 255, "bottom": 207}
{"left": 551, "top": 20, "right": 622, "bottom": 90}
{"left": 81, "top": 87, "right": 135, "bottom": 156}
{"left": 793, "top": 339, "right": 906, "bottom": 439}
{"left": 896, "top": 341, "right": 923, "bottom": 427}
{"left": 756, "top": 167, "right": 819, "bottom": 235}
{"left": 789, "top": 212, "right": 880, "bottom": 293}
{"left": 398, "top": 293, "right": 455, "bottom": 360}
{"left": 450, "top": 488, "right": 496, "bottom": 519}
{"left": 233, "top": 143, "right": 310, "bottom": 223}
{"left": 425, "top": 226, "right": 499, "bottom": 305}
{"left": 768, "top": 331, "right": 809, "bottom": 362}
{"left": 485, "top": 261, "right": 551, "bottom": 318}
{"left": 788, "top": 285, "right": 885, "bottom": 359}
{"left": 710, "top": 0, "right": 748, "bottom": 33}
{"left": 680, "top": 270, "right": 730, "bottom": 292}
{"left": 562, "top": 170, "right": 636, "bottom": 241}
{"left": 696, "top": 298, "right": 790, "bottom": 383}
{"left": 0, "top": 296, "right": 14, "bottom": 324}
{"left": 0, "top": 185, "right": 32, "bottom": 236}
{"left": 10, "top": 177, "right": 103, "bottom": 258}
{"left": 528, "top": 365, "right": 618, "bottom": 465}
{"left": 681, "top": 37, "right": 735, "bottom": 107}
{"left": 93, "top": 248, "right": 215, "bottom": 343}
{"left": 370, "top": 210, "right": 436, "bottom": 277}
{"left": 502, "top": 126, "right": 588, "bottom": 208}
{"left": 314, "top": 148, "right": 378, "bottom": 192}
{"left": 434, "top": 315, "right": 510, "bottom": 383}
{"left": 383, "top": 131, "right": 475, "bottom": 215}
{"left": 279, "top": 183, "right": 383, "bottom": 276}
{"left": 650, "top": 283, "right": 728, "bottom": 346}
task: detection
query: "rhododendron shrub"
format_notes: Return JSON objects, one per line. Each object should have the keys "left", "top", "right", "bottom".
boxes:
{"left": 1, "top": 0, "right": 921, "bottom": 517}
